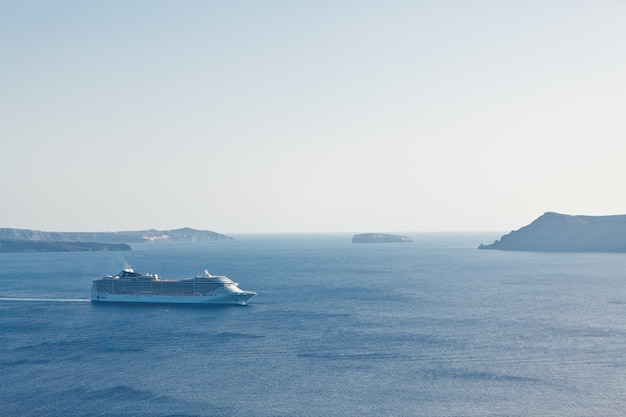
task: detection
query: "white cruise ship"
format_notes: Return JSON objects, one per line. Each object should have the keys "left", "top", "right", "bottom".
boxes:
{"left": 91, "top": 269, "right": 256, "bottom": 305}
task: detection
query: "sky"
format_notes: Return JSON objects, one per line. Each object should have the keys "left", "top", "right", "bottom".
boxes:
{"left": 2, "top": 1, "right": 626, "bottom": 234}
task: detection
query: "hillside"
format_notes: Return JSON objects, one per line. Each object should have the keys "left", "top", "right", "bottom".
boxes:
{"left": 0, "top": 240, "right": 131, "bottom": 253}
{"left": 479, "top": 212, "right": 626, "bottom": 252}
{"left": 0, "top": 227, "right": 232, "bottom": 243}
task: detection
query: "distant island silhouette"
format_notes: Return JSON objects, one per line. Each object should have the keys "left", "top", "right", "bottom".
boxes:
{"left": 0, "top": 240, "right": 131, "bottom": 253}
{"left": 479, "top": 212, "right": 626, "bottom": 252}
{"left": 0, "top": 227, "right": 232, "bottom": 243}
{"left": 352, "top": 233, "right": 413, "bottom": 244}
{"left": 0, "top": 227, "right": 232, "bottom": 252}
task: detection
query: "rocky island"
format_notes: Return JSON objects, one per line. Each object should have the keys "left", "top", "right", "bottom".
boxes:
{"left": 0, "top": 227, "right": 232, "bottom": 253}
{"left": 352, "top": 233, "right": 413, "bottom": 244}
{"left": 479, "top": 212, "right": 626, "bottom": 252}
{"left": 0, "top": 227, "right": 232, "bottom": 243}
{"left": 0, "top": 240, "right": 131, "bottom": 253}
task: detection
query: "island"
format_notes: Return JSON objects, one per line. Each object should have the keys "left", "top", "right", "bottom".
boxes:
{"left": 0, "top": 240, "right": 131, "bottom": 253}
{"left": 479, "top": 212, "right": 626, "bottom": 252}
{"left": 0, "top": 227, "right": 232, "bottom": 253}
{"left": 352, "top": 233, "right": 413, "bottom": 244}
{"left": 0, "top": 227, "right": 232, "bottom": 243}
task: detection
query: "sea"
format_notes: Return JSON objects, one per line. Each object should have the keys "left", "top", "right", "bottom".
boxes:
{"left": 2, "top": 232, "right": 626, "bottom": 417}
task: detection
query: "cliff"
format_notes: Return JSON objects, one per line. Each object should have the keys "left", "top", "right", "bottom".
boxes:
{"left": 0, "top": 240, "right": 131, "bottom": 253}
{"left": 352, "top": 233, "right": 413, "bottom": 244}
{"left": 479, "top": 212, "right": 626, "bottom": 252}
{"left": 0, "top": 227, "right": 232, "bottom": 243}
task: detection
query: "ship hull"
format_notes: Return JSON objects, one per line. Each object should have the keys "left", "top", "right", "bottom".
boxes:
{"left": 91, "top": 291, "right": 255, "bottom": 306}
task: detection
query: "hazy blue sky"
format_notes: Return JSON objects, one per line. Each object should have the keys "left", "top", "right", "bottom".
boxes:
{"left": 2, "top": 1, "right": 625, "bottom": 233}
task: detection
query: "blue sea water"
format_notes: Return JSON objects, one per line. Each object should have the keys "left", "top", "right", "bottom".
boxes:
{"left": 2, "top": 233, "right": 626, "bottom": 417}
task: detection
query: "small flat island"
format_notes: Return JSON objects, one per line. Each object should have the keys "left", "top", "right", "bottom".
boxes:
{"left": 352, "top": 233, "right": 413, "bottom": 244}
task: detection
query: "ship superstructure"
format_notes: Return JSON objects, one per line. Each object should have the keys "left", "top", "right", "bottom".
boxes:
{"left": 91, "top": 269, "right": 256, "bottom": 305}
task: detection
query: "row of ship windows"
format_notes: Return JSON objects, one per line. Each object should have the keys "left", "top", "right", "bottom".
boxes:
{"left": 95, "top": 283, "right": 221, "bottom": 292}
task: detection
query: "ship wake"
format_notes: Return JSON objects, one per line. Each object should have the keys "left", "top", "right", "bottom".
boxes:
{"left": 0, "top": 296, "right": 90, "bottom": 303}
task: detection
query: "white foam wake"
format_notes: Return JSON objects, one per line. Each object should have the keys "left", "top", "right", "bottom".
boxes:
{"left": 0, "top": 297, "right": 90, "bottom": 303}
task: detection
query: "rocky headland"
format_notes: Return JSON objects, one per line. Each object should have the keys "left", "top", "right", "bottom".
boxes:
{"left": 479, "top": 212, "right": 626, "bottom": 252}
{"left": 0, "top": 227, "right": 232, "bottom": 243}
{"left": 0, "top": 240, "right": 131, "bottom": 253}
{"left": 352, "top": 233, "right": 413, "bottom": 244}
{"left": 0, "top": 227, "right": 232, "bottom": 253}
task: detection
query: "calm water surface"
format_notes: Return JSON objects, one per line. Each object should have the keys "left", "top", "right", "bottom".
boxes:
{"left": 2, "top": 233, "right": 626, "bottom": 416}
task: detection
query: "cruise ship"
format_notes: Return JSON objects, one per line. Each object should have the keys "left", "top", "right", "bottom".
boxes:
{"left": 91, "top": 269, "right": 256, "bottom": 305}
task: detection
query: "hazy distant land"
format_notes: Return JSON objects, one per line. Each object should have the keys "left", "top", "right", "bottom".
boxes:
{"left": 479, "top": 212, "right": 626, "bottom": 252}
{"left": 352, "top": 233, "right": 413, "bottom": 244}
{"left": 0, "top": 240, "right": 131, "bottom": 253}
{"left": 0, "top": 227, "right": 232, "bottom": 243}
{"left": 0, "top": 227, "right": 232, "bottom": 252}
